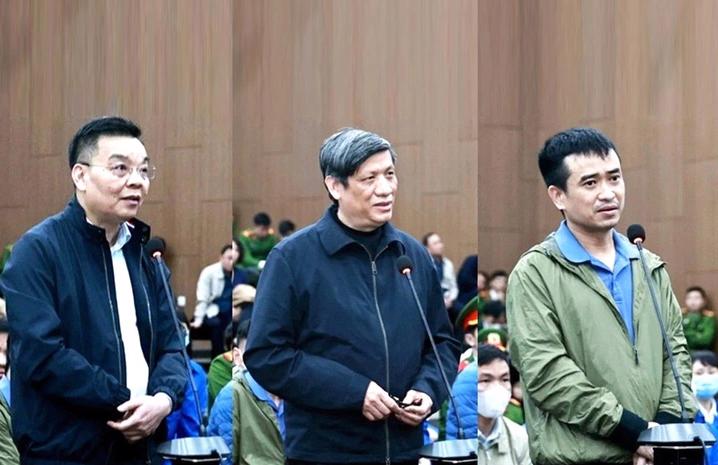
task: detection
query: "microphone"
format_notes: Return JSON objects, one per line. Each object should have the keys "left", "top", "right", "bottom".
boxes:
{"left": 146, "top": 237, "right": 206, "bottom": 435}
{"left": 396, "top": 255, "right": 464, "bottom": 439}
{"left": 145, "top": 236, "right": 166, "bottom": 258}
{"left": 626, "top": 225, "right": 688, "bottom": 422}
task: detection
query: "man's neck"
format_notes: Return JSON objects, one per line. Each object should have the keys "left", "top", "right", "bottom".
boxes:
{"left": 567, "top": 221, "right": 615, "bottom": 266}
{"left": 77, "top": 196, "right": 122, "bottom": 245}
{"left": 337, "top": 208, "right": 378, "bottom": 232}
{"left": 478, "top": 415, "right": 497, "bottom": 437}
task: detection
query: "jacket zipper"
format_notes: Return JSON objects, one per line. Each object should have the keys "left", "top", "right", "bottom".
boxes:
{"left": 101, "top": 245, "right": 125, "bottom": 384}
{"left": 139, "top": 249, "right": 154, "bottom": 370}
{"left": 365, "top": 245, "right": 392, "bottom": 465}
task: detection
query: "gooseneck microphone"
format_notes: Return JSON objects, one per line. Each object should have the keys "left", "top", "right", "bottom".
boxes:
{"left": 396, "top": 255, "right": 464, "bottom": 440}
{"left": 626, "top": 224, "right": 688, "bottom": 422}
{"left": 146, "top": 238, "right": 206, "bottom": 436}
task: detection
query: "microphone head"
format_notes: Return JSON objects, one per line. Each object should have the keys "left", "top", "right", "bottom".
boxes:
{"left": 627, "top": 224, "right": 646, "bottom": 245}
{"left": 397, "top": 255, "right": 413, "bottom": 275}
{"left": 145, "top": 236, "right": 166, "bottom": 257}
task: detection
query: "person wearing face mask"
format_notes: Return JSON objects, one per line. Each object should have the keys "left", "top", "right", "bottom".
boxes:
{"left": 692, "top": 351, "right": 718, "bottom": 465}
{"left": 469, "top": 343, "right": 530, "bottom": 464}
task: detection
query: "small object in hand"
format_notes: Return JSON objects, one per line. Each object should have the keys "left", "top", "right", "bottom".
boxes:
{"left": 391, "top": 395, "right": 422, "bottom": 409}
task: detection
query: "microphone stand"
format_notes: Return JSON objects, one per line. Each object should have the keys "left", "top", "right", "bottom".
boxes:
{"left": 631, "top": 239, "right": 715, "bottom": 465}
{"left": 152, "top": 253, "right": 205, "bottom": 437}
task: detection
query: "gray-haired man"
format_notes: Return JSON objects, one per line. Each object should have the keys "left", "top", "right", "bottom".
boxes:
{"left": 244, "top": 128, "right": 460, "bottom": 464}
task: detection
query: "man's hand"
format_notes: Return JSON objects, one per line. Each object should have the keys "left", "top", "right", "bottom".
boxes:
{"left": 189, "top": 319, "right": 202, "bottom": 329}
{"left": 633, "top": 445, "right": 653, "bottom": 465}
{"left": 633, "top": 422, "right": 658, "bottom": 465}
{"left": 362, "top": 381, "right": 401, "bottom": 421}
{"left": 107, "top": 393, "right": 173, "bottom": 443}
{"left": 394, "top": 390, "right": 433, "bottom": 426}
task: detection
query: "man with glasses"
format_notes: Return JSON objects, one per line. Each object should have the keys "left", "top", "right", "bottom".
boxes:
{"left": 0, "top": 116, "right": 186, "bottom": 465}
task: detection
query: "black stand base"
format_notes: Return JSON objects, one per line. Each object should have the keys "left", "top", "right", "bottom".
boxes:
{"left": 654, "top": 448, "right": 704, "bottom": 465}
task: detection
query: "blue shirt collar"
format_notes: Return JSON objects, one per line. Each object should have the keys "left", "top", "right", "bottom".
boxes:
{"left": 245, "top": 371, "right": 281, "bottom": 413}
{"left": 555, "top": 220, "right": 638, "bottom": 266}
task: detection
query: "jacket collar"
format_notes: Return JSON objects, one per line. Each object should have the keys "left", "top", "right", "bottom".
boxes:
{"left": 316, "top": 206, "right": 404, "bottom": 256}
{"left": 64, "top": 195, "right": 151, "bottom": 245}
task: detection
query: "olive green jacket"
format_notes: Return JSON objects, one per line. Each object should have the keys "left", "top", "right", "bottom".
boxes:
{"left": 507, "top": 233, "right": 693, "bottom": 465}
{"left": 232, "top": 374, "right": 284, "bottom": 465}
{"left": 0, "top": 393, "right": 19, "bottom": 465}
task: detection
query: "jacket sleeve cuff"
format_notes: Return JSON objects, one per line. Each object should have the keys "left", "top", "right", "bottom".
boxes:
{"left": 655, "top": 411, "right": 685, "bottom": 424}
{"left": 151, "top": 386, "right": 178, "bottom": 411}
{"left": 608, "top": 408, "right": 648, "bottom": 451}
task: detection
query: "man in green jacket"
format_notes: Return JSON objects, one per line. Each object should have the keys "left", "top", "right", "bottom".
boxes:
{"left": 507, "top": 128, "right": 693, "bottom": 465}
{"left": 236, "top": 212, "right": 279, "bottom": 268}
{"left": 681, "top": 286, "right": 716, "bottom": 351}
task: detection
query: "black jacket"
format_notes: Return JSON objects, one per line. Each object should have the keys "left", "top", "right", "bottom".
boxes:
{"left": 244, "top": 207, "right": 460, "bottom": 463}
{"left": 0, "top": 198, "right": 186, "bottom": 465}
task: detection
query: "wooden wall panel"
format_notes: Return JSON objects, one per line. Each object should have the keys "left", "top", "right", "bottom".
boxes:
{"left": 478, "top": 0, "right": 718, "bottom": 301}
{"left": 234, "top": 0, "right": 479, "bottom": 268}
{"left": 0, "top": 0, "right": 233, "bottom": 317}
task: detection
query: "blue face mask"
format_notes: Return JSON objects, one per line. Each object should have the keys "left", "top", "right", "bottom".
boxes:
{"left": 692, "top": 374, "right": 718, "bottom": 399}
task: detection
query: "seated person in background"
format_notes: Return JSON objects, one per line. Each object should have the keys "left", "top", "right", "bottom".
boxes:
{"left": 481, "top": 300, "right": 507, "bottom": 332}
{"left": 422, "top": 232, "right": 459, "bottom": 313}
{"left": 231, "top": 284, "right": 256, "bottom": 342}
{"left": 454, "top": 255, "right": 478, "bottom": 311}
{"left": 477, "top": 270, "right": 490, "bottom": 300}
{"left": 682, "top": 286, "right": 716, "bottom": 351}
{"left": 233, "top": 322, "right": 285, "bottom": 465}
{"left": 191, "top": 243, "right": 246, "bottom": 358}
{"left": 278, "top": 219, "right": 296, "bottom": 240}
{"left": 208, "top": 321, "right": 250, "bottom": 465}
{"left": 506, "top": 362, "right": 525, "bottom": 426}
{"left": 208, "top": 326, "right": 241, "bottom": 410}
{"left": 488, "top": 270, "right": 508, "bottom": 302}
{"left": 455, "top": 298, "right": 479, "bottom": 371}
{"left": 475, "top": 343, "right": 531, "bottom": 465}
{"left": 0, "top": 319, "right": 18, "bottom": 465}
{"left": 165, "top": 319, "right": 208, "bottom": 440}
{"left": 692, "top": 350, "right": 718, "bottom": 465}
{"left": 237, "top": 212, "right": 279, "bottom": 268}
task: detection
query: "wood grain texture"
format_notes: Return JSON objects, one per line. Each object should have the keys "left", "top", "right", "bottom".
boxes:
{"left": 233, "top": 0, "right": 479, "bottom": 268}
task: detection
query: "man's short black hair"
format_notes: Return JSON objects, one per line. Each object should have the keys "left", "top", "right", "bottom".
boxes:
{"left": 68, "top": 116, "right": 142, "bottom": 168}
{"left": 253, "top": 212, "right": 271, "bottom": 227}
{"left": 221, "top": 243, "right": 233, "bottom": 255}
{"left": 686, "top": 286, "right": 707, "bottom": 299}
{"left": 477, "top": 343, "right": 510, "bottom": 367}
{"left": 489, "top": 270, "right": 507, "bottom": 281}
{"left": 233, "top": 320, "right": 251, "bottom": 348}
{"left": 692, "top": 350, "right": 718, "bottom": 368}
{"left": 278, "top": 220, "right": 295, "bottom": 237}
{"left": 482, "top": 300, "right": 505, "bottom": 319}
{"left": 538, "top": 127, "right": 617, "bottom": 191}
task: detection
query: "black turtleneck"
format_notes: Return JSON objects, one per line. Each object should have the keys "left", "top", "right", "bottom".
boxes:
{"left": 330, "top": 205, "right": 386, "bottom": 258}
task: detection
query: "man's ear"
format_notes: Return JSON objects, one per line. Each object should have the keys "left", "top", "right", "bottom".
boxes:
{"left": 71, "top": 164, "right": 88, "bottom": 192}
{"left": 547, "top": 185, "right": 566, "bottom": 212}
{"left": 324, "top": 176, "right": 343, "bottom": 202}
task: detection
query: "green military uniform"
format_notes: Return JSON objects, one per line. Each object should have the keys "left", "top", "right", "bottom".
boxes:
{"left": 681, "top": 308, "right": 716, "bottom": 351}
{"left": 237, "top": 229, "right": 279, "bottom": 268}
{"left": 0, "top": 244, "right": 13, "bottom": 275}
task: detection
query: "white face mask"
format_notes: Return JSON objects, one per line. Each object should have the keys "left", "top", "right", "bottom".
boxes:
{"left": 478, "top": 382, "right": 511, "bottom": 418}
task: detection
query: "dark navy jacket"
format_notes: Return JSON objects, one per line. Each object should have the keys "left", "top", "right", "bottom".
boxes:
{"left": 244, "top": 207, "right": 460, "bottom": 463}
{"left": 0, "top": 198, "right": 186, "bottom": 465}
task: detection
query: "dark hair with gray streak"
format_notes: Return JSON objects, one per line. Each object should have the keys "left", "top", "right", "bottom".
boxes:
{"left": 319, "top": 127, "right": 396, "bottom": 187}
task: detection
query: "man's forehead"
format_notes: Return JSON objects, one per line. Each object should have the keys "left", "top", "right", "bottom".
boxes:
{"left": 479, "top": 358, "right": 510, "bottom": 376}
{"left": 565, "top": 149, "right": 621, "bottom": 175}
{"left": 96, "top": 135, "right": 148, "bottom": 161}
{"left": 353, "top": 150, "right": 394, "bottom": 174}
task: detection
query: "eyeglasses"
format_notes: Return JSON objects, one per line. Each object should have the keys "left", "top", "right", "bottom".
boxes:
{"left": 79, "top": 162, "right": 156, "bottom": 180}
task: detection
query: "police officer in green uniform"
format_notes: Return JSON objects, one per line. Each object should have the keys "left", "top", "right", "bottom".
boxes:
{"left": 682, "top": 285, "right": 716, "bottom": 351}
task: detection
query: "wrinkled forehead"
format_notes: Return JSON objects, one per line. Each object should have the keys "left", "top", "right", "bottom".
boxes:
{"left": 94, "top": 135, "right": 149, "bottom": 164}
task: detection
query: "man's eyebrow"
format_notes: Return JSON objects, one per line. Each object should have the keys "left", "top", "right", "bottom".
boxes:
{"left": 579, "top": 172, "right": 598, "bottom": 183}
{"left": 108, "top": 154, "right": 150, "bottom": 163}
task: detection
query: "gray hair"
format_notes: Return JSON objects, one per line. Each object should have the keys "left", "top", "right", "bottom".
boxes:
{"left": 319, "top": 128, "right": 397, "bottom": 184}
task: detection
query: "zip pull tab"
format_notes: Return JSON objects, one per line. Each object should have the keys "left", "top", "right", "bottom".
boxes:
{"left": 385, "top": 458, "right": 390, "bottom": 465}
{"left": 634, "top": 346, "right": 639, "bottom": 365}
{"left": 371, "top": 261, "right": 378, "bottom": 276}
